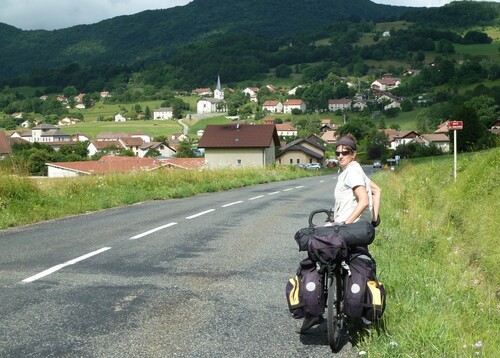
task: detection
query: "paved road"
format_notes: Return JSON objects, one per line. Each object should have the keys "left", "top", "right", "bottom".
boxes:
{"left": 0, "top": 173, "right": 368, "bottom": 357}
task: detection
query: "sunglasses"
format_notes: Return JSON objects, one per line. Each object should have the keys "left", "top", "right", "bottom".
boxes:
{"left": 335, "top": 150, "right": 352, "bottom": 157}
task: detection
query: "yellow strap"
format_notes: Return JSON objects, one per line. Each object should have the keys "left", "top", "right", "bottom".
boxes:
{"left": 367, "top": 280, "right": 382, "bottom": 306}
{"left": 289, "top": 276, "right": 301, "bottom": 306}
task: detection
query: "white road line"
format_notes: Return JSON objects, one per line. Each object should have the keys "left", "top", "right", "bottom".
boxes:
{"left": 283, "top": 188, "right": 294, "bottom": 192}
{"left": 129, "top": 222, "right": 178, "bottom": 240}
{"left": 267, "top": 191, "right": 280, "bottom": 195}
{"left": 248, "top": 195, "right": 264, "bottom": 200}
{"left": 186, "top": 209, "right": 215, "bottom": 219}
{"left": 295, "top": 185, "right": 305, "bottom": 189}
{"left": 221, "top": 201, "right": 243, "bottom": 208}
{"left": 22, "top": 247, "right": 112, "bottom": 283}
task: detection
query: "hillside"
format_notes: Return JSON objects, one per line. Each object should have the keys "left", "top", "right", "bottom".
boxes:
{"left": 0, "top": 0, "right": 418, "bottom": 78}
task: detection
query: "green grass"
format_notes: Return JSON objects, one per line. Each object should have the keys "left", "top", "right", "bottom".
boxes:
{"left": 0, "top": 165, "right": 324, "bottom": 229}
{"left": 362, "top": 148, "right": 499, "bottom": 357}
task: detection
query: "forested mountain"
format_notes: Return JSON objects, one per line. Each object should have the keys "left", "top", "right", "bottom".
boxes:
{"left": 0, "top": 0, "right": 418, "bottom": 78}
{"left": 0, "top": 0, "right": 498, "bottom": 91}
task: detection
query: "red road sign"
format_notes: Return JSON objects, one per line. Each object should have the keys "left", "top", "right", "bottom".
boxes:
{"left": 448, "top": 120, "right": 463, "bottom": 130}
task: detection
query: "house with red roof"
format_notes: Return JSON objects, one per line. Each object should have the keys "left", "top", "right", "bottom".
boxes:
{"left": 198, "top": 123, "right": 280, "bottom": 168}
{"left": 262, "top": 100, "right": 283, "bottom": 113}
{"left": 283, "top": 99, "right": 306, "bottom": 114}
{"left": 275, "top": 123, "right": 298, "bottom": 137}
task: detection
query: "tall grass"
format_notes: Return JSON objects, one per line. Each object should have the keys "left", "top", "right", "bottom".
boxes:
{"left": 361, "top": 148, "right": 499, "bottom": 357}
{"left": 0, "top": 165, "right": 321, "bottom": 229}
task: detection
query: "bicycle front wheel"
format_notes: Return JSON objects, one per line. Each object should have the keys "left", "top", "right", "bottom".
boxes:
{"left": 327, "top": 274, "right": 343, "bottom": 352}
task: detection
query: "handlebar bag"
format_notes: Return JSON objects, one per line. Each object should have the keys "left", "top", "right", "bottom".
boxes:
{"left": 294, "top": 221, "right": 375, "bottom": 251}
{"left": 307, "top": 233, "right": 349, "bottom": 264}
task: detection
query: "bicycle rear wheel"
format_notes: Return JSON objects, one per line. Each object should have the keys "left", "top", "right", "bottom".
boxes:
{"left": 327, "top": 274, "right": 343, "bottom": 352}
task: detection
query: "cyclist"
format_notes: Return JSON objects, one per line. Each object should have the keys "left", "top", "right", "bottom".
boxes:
{"left": 299, "top": 134, "right": 381, "bottom": 333}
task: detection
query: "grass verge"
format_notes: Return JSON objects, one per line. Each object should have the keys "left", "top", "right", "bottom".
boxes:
{"left": 0, "top": 166, "right": 323, "bottom": 230}
{"left": 360, "top": 148, "right": 499, "bottom": 357}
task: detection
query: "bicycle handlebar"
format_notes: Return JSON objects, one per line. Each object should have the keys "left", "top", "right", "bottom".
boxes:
{"left": 308, "top": 208, "right": 333, "bottom": 227}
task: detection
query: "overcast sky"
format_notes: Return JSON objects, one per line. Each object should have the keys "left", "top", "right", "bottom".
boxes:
{"left": 0, "top": 0, "right": 494, "bottom": 31}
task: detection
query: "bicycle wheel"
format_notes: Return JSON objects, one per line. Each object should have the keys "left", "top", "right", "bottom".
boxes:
{"left": 327, "top": 273, "right": 343, "bottom": 352}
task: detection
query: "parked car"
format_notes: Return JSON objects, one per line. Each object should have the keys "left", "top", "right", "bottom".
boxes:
{"left": 305, "top": 163, "right": 321, "bottom": 170}
{"left": 373, "top": 161, "right": 382, "bottom": 168}
{"left": 326, "top": 159, "right": 338, "bottom": 168}
{"left": 295, "top": 163, "right": 306, "bottom": 169}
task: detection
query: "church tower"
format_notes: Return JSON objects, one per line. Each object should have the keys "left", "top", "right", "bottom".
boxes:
{"left": 214, "top": 76, "right": 224, "bottom": 100}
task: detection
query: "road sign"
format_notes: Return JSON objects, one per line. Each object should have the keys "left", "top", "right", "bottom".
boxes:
{"left": 448, "top": 120, "right": 463, "bottom": 130}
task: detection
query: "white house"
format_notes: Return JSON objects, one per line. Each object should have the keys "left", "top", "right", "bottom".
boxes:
{"left": 262, "top": 100, "right": 283, "bottom": 113}
{"left": 242, "top": 87, "right": 259, "bottom": 102}
{"left": 153, "top": 107, "right": 174, "bottom": 120}
{"left": 328, "top": 98, "right": 352, "bottom": 111}
{"left": 115, "top": 114, "right": 127, "bottom": 122}
{"left": 196, "top": 77, "right": 226, "bottom": 114}
{"left": 371, "top": 77, "right": 401, "bottom": 91}
{"left": 283, "top": 99, "right": 306, "bottom": 113}
{"left": 275, "top": 123, "right": 298, "bottom": 137}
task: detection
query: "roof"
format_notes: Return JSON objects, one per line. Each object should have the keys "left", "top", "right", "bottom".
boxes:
{"left": 0, "top": 131, "right": 12, "bottom": 155}
{"left": 284, "top": 99, "right": 304, "bottom": 105}
{"left": 198, "top": 124, "right": 280, "bottom": 149}
{"left": 263, "top": 100, "right": 280, "bottom": 106}
{"left": 276, "top": 123, "right": 297, "bottom": 131}
{"left": 421, "top": 133, "right": 450, "bottom": 142}
{"left": 47, "top": 156, "right": 206, "bottom": 175}
{"left": 328, "top": 98, "right": 352, "bottom": 104}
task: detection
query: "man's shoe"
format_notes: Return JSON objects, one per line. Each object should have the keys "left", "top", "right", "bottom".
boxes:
{"left": 298, "top": 315, "right": 325, "bottom": 334}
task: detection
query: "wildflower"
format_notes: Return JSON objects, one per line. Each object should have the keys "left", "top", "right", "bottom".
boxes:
{"left": 359, "top": 351, "right": 367, "bottom": 356}
{"left": 473, "top": 341, "right": 483, "bottom": 348}
{"left": 463, "top": 344, "right": 467, "bottom": 349}
{"left": 389, "top": 341, "right": 398, "bottom": 348}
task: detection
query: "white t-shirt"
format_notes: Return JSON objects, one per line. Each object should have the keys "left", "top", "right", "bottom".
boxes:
{"left": 333, "top": 161, "right": 372, "bottom": 223}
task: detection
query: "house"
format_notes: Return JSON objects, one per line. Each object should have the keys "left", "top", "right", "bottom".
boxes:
{"left": 328, "top": 98, "right": 352, "bottom": 111}
{"left": 490, "top": 120, "right": 500, "bottom": 135}
{"left": 198, "top": 123, "right": 280, "bottom": 169}
{"left": 276, "top": 123, "right": 298, "bottom": 137}
{"left": 138, "top": 142, "right": 177, "bottom": 158}
{"left": 420, "top": 133, "right": 450, "bottom": 152}
{"left": 58, "top": 117, "right": 81, "bottom": 126}
{"left": 153, "top": 107, "right": 174, "bottom": 120}
{"left": 87, "top": 140, "right": 123, "bottom": 157}
{"left": 0, "top": 131, "right": 12, "bottom": 159}
{"left": 288, "top": 86, "right": 303, "bottom": 95}
{"left": 435, "top": 121, "right": 450, "bottom": 133}
{"left": 276, "top": 136, "right": 325, "bottom": 166}
{"left": 283, "top": 99, "right": 306, "bottom": 113}
{"left": 320, "top": 130, "right": 338, "bottom": 144}
{"left": 242, "top": 87, "right": 259, "bottom": 102}
{"left": 262, "top": 100, "right": 283, "bottom": 113}
{"left": 371, "top": 77, "right": 401, "bottom": 91}
{"left": 100, "top": 91, "right": 111, "bottom": 98}
{"left": 115, "top": 114, "right": 127, "bottom": 122}
{"left": 196, "top": 98, "right": 227, "bottom": 114}
{"left": 352, "top": 100, "right": 368, "bottom": 111}
{"left": 31, "top": 124, "right": 71, "bottom": 143}
{"left": 266, "top": 84, "right": 277, "bottom": 92}
{"left": 192, "top": 88, "right": 213, "bottom": 96}
{"left": 383, "top": 129, "right": 421, "bottom": 150}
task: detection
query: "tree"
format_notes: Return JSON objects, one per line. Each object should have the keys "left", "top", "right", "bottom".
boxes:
{"left": 453, "top": 105, "right": 485, "bottom": 152}
{"left": 176, "top": 138, "right": 196, "bottom": 158}
{"left": 275, "top": 64, "right": 292, "bottom": 78}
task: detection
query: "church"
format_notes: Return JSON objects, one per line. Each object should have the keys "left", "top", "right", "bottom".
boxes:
{"left": 196, "top": 76, "right": 227, "bottom": 114}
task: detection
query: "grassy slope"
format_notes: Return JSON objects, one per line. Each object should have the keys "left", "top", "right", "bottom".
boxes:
{"left": 364, "top": 148, "right": 499, "bottom": 356}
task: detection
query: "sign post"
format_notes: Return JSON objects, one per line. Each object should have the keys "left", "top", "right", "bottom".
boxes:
{"left": 447, "top": 120, "right": 463, "bottom": 181}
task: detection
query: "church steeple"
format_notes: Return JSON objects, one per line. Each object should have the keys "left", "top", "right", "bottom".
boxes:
{"left": 214, "top": 76, "right": 224, "bottom": 100}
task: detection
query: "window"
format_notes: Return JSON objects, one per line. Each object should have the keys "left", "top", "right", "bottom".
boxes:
{"left": 289, "top": 159, "right": 293, "bottom": 164}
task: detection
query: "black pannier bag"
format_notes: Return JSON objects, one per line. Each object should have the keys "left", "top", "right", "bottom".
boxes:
{"left": 285, "top": 258, "right": 325, "bottom": 318}
{"left": 343, "top": 247, "right": 386, "bottom": 321}
{"left": 294, "top": 221, "right": 375, "bottom": 251}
